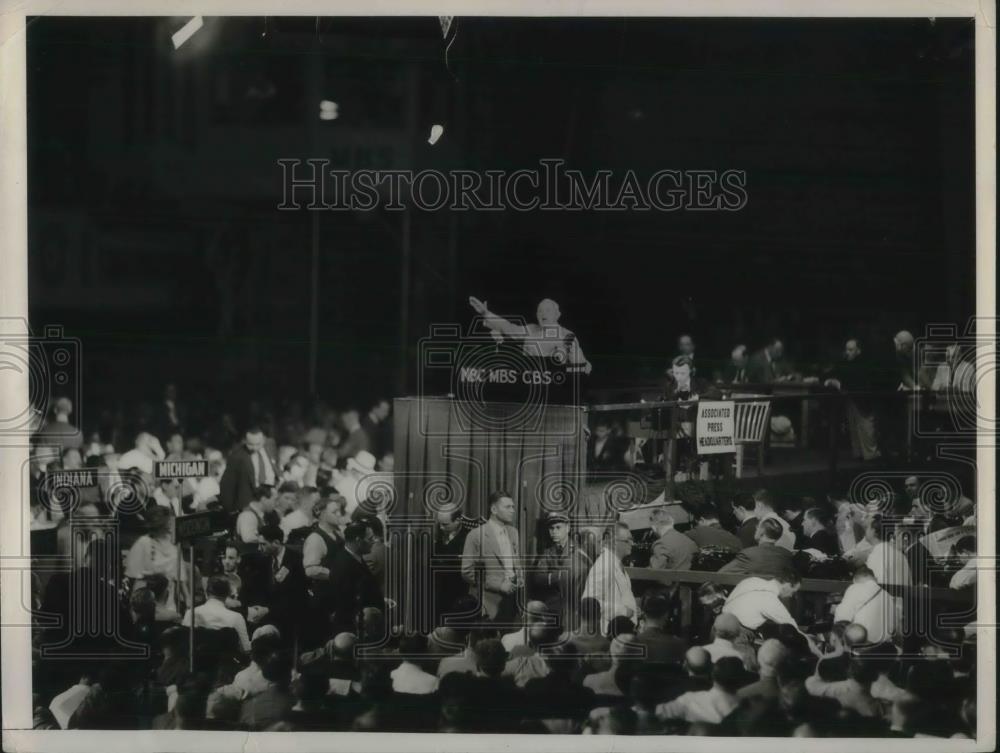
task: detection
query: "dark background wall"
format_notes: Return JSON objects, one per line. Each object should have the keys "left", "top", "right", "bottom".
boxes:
{"left": 27, "top": 17, "right": 976, "bottom": 429}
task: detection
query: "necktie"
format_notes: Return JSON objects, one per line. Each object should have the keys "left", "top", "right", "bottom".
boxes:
{"left": 255, "top": 451, "right": 265, "bottom": 485}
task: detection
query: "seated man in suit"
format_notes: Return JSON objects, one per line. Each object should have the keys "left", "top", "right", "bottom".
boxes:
{"left": 462, "top": 491, "right": 522, "bottom": 625}
{"left": 648, "top": 508, "right": 698, "bottom": 571}
{"left": 748, "top": 338, "right": 800, "bottom": 384}
{"left": 719, "top": 518, "right": 796, "bottom": 580}
{"left": 800, "top": 507, "right": 839, "bottom": 558}
{"left": 716, "top": 345, "right": 750, "bottom": 386}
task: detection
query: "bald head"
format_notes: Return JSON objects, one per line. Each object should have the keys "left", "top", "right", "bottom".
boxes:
{"left": 757, "top": 639, "right": 789, "bottom": 677}
{"left": 844, "top": 623, "right": 869, "bottom": 649}
{"left": 332, "top": 632, "right": 356, "bottom": 660}
{"left": 685, "top": 646, "right": 712, "bottom": 675}
{"left": 894, "top": 330, "right": 914, "bottom": 354}
{"left": 536, "top": 299, "right": 561, "bottom": 325}
{"left": 713, "top": 613, "right": 742, "bottom": 642}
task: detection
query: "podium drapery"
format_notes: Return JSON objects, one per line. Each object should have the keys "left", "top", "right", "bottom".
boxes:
{"left": 393, "top": 397, "right": 586, "bottom": 528}
{"left": 388, "top": 397, "right": 586, "bottom": 631}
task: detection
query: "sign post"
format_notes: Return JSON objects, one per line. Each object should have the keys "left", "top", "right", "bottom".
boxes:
{"left": 155, "top": 460, "right": 210, "bottom": 672}
{"left": 695, "top": 401, "right": 736, "bottom": 455}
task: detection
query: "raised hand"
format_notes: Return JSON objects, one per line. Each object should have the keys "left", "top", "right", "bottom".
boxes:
{"left": 468, "top": 296, "right": 488, "bottom": 315}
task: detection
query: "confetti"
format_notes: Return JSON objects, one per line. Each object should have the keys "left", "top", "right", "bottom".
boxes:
{"left": 428, "top": 124, "right": 444, "bottom": 145}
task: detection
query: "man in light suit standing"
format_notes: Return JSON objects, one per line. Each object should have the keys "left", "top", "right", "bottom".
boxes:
{"left": 462, "top": 490, "right": 522, "bottom": 625}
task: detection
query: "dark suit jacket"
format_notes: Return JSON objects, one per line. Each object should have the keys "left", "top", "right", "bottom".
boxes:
{"left": 266, "top": 547, "right": 308, "bottom": 618}
{"left": 239, "top": 686, "right": 294, "bottom": 730}
{"left": 747, "top": 349, "right": 796, "bottom": 384}
{"left": 461, "top": 521, "right": 521, "bottom": 619}
{"left": 649, "top": 528, "right": 699, "bottom": 570}
{"left": 338, "top": 426, "right": 371, "bottom": 460}
{"left": 328, "top": 547, "right": 383, "bottom": 635}
{"left": 719, "top": 543, "right": 795, "bottom": 579}
{"left": 219, "top": 444, "right": 279, "bottom": 515}
{"left": 685, "top": 525, "right": 743, "bottom": 552}
{"left": 802, "top": 530, "right": 839, "bottom": 557}
{"left": 634, "top": 626, "right": 688, "bottom": 664}
{"left": 737, "top": 518, "right": 759, "bottom": 549}
{"left": 717, "top": 362, "right": 750, "bottom": 385}
{"left": 587, "top": 434, "right": 629, "bottom": 473}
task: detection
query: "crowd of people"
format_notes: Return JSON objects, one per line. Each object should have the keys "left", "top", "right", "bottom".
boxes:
{"left": 24, "top": 316, "right": 980, "bottom": 736}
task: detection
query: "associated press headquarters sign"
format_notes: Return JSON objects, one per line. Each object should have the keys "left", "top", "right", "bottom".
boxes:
{"left": 696, "top": 401, "right": 735, "bottom": 455}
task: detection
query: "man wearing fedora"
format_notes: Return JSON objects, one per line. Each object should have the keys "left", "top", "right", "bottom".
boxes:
{"left": 462, "top": 491, "right": 522, "bottom": 625}
{"left": 529, "top": 511, "right": 591, "bottom": 632}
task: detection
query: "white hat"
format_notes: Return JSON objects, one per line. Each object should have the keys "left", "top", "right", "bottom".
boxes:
{"left": 770, "top": 415, "right": 793, "bottom": 436}
{"left": 251, "top": 624, "right": 281, "bottom": 642}
{"left": 347, "top": 450, "right": 377, "bottom": 475}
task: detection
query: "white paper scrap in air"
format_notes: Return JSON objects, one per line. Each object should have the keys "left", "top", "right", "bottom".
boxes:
{"left": 171, "top": 16, "right": 204, "bottom": 50}
{"left": 428, "top": 124, "right": 444, "bottom": 145}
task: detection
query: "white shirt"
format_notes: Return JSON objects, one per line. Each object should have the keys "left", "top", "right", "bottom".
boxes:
{"left": 833, "top": 579, "right": 897, "bottom": 644}
{"left": 759, "top": 511, "right": 796, "bottom": 551}
{"left": 183, "top": 598, "right": 251, "bottom": 653}
{"left": 501, "top": 627, "right": 528, "bottom": 653}
{"left": 582, "top": 549, "right": 637, "bottom": 634}
{"left": 250, "top": 449, "right": 275, "bottom": 486}
{"left": 226, "top": 663, "right": 270, "bottom": 698}
{"left": 154, "top": 488, "right": 183, "bottom": 516}
{"left": 118, "top": 448, "right": 154, "bottom": 475}
{"left": 866, "top": 542, "right": 912, "bottom": 588}
{"left": 390, "top": 661, "right": 439, "bottom": 695}
{"left": 703, "top": 637, "right": 744, "bottom": 664}
{"left": 490, "top": 519, "right": 516, "bottom": 580}
{"left": 49, "top": 684, "right": 91, "bottom": 729}
{"left": 656, "top": 686, "right": 740, "bottom": 724}
{"left": 950, "top": 560, "right": 976, "bottom": 590}
{"left": 280, "top": 509, "right": 312, "bottom": 540}
{"left": 722, "top": 577, "right": 796, "bottom": 631}
{"left": 236, "top": 504, "right": 264, "bottom": 544}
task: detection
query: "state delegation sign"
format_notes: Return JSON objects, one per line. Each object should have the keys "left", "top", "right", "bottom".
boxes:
{"left": 696, "top": 401, "right": 735, "bottom": 454}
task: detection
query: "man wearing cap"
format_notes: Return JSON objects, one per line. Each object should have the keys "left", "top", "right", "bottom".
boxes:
{"left": 529, "top": 511, "right": 591, "bottom": 630}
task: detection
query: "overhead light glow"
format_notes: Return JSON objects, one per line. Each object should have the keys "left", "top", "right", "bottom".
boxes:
{"left": 319, "top": 100, "right": 339, "bottom": 121}
{"left": 172, "top": 16, "right": 204, "bottom": 50}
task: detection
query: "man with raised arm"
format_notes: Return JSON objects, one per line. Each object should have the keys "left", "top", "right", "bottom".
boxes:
{"left": 468, "top": 296, "right": 592, "bottom": 374}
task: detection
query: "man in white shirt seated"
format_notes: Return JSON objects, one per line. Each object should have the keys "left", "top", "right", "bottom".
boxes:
{"left": 582, "top": 523, "right": 637, "bottom": 635}
{"left": 722, "top": 573, "right": 800, "bottom": 634}
{"left": 183, "top": 576, "right": 252, "bottom": 653}
{"left": 702, "top": 613, "right": 756, "bottom": 670}
{"left": 752, "top": 490, "right": 796, "bottom": 551}
{"left": 390, "top": 634, "right": 440, "bottom": 695}
{"left": 655, "top": 656, "right": 745, "bottom": 724}
{"left": 864, "top": 514, "right": 912, "bottom": 589}
{"left": 949, "top": 536, "right": 977, "bottom": 590}
{"left": 499, "top": 600, "right": 548, "bottom": 652}
{"left": 118, "top": 432, "right": 165, "bottom": 475}
{"left": 833, "top": 566, "right": 897, "bottom": 644}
